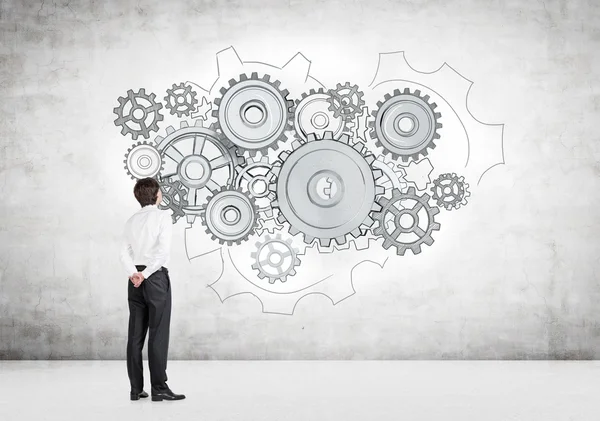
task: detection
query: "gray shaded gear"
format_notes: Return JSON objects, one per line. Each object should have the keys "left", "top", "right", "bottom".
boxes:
{"left": 430, "top": 173, "right": 470, "bottom": 210}
{"left": 372, "top": 186, "right": 441, "bottom": 256}
{"left": 157, "top": 177, "right": 188, "bottom": 224}
{"left": 327, "top": 82, "right": 365, "bottom": 121}
{"left": 373, "top": 154, "right": 409, "bottom": 196}
{"left": 369, "top": 87, "right": 442, "bottom": 162}
{"left": 295, "top": 87, "right": 349, "bottom": 140}
{"left": 200, "top": 186, "right": 259, "bottom": 246}
{"left": 269, "top": 131, "right": 384, "bottom": 248}
{"left": 234, "top": 155, "right": 275, "bottom": 218}
{"left": 113, "top": 88, "right": 164, "bottom": 140}
{"left": 212, "top": 72, "right": 294, "bottom": 156}
{"left": 123, "top": 141, "right": 164, "bottom": 180}
{"left": 250, "top": 233, "right": 301, "bottom": 284}
{"left": 164, "top": 82, "right": 198, "bottom": 118}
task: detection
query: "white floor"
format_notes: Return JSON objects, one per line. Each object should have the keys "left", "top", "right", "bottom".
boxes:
{"left": 0, "top": 361, "right": 598, "bottom": 421}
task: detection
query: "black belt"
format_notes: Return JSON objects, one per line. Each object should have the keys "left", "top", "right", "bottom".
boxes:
{"left": 135, "top": 265, "right": 168, "bottom": 273}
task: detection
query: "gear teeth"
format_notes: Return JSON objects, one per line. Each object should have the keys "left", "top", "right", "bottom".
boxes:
{"left": 250, "top": 72, "right": 259, "bottom": 80}
{"left": 276, "top": 214, "right": 287, "bottom": 224}
{"left": 165, "top": 125, "right": 175, "bottom": 135}
{"left": 364, "top": 154, "right": 376, "bottom": 165}
{"left": 240, "top": 74, "right": 249, "bottom": 81}
{"left": 288, "top": 226, "right": 300, "bottom": 236}
{"left": 350, "top": 228, "right": 362, "bottom": 238}
{"left": 303, "top": 235, "right": 315, "bottom": 245}
{"left": 180, "top": 121, "right": 189, "bottom": 128}
{"left": 319, "top": 238, "right": 332, "bottom": 248}
{"left": 362, "top": 215, "right": 374, "bottom": 227}
{"left": 262, "top": 74, "right": 271, "bottom": 82}
{"left": 323, "top": 131, "right": 334, "bottom": 140}
{"left": 292, "top": 140, "right": 303, "bottom": 150}
{"left": 375, "top": 186, "right": 385, "bottom": 196}
{"left": 334, "top": 236, "right": 347, "bottom": 246}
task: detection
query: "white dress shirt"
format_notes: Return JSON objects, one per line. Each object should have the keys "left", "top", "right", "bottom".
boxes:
{"left": 119, "top": 204, "right": 172, "bottom": 280}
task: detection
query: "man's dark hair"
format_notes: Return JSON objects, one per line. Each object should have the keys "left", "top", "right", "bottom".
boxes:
{"left": 134, "top": 177, "right": 160, "bottom": 207}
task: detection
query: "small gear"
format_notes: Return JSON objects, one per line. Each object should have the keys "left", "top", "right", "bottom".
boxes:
{"left": 327, "top": 82, "right": 365, "bottom": 121}
{"left": 295, "top": 87, "right": 349, "bottom": 140}
{"left": 157, "top": 177, "right": 188, "bottom": 224}
{"left": 372, "top": 186, "right": 441, "bottom": 256}
{"left": 123, "top": 141, "right": 164, "bottom": 180}
{"left": 113, "top": 88, "right": 164, "bottom": 140}
{"left": 200, "top": 186, "right": 259, "bottom": 246}
{"left": 430, "top": 173, "right": 470, "bottom": 210}
{"left": 164, "top": 82, "right": 198, "bottom": 117}
{"left": 373, "top": 155, "right": 409, "bottom": 197}
{"left": 234, "top": 156, "right": 275, "bottom": 218}
{"left": 250, "top": 233, "right": 301, "bottom": 283}
{"left": 212, "top": 73, "right": 294, "bottom": 156}
{"left": 269, "top": 131, "right": 384, "bottom": 248}
{"left": 369, "top": 87, "right": 442, "bottom": 162}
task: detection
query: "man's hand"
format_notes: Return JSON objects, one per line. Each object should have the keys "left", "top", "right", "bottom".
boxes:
{"left": 129, "top": 272, "right": 146, "bottom": 288}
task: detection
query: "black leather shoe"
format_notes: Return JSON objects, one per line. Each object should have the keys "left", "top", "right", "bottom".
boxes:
{"left": 151, "top": 387, "right": 185, "bottom": 401}
{"left": 130, "top": 390, "right": 149, "bottom": 401}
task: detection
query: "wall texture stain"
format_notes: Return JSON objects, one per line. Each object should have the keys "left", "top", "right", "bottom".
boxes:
{"left": 0, "top": 0, "right": 599, "bottom": 359}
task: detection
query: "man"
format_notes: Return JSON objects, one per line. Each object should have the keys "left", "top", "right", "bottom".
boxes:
{"left": 119, "top": 177, "right": 185, "bottom": 402}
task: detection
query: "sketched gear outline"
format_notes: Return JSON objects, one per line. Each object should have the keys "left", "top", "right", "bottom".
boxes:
{"left": 123, "top": 141, "right": 164, "bottom": 180}
{"left": 212, "top": 72, "right": 294, "bottom": 156}
{"left": 373, "top": 155, "right": 409, "bottom": 196}
{"left": 295, "top": 87, "right": 350, "bottom": 140}
{"left": 164, "top": 82, "right": 198, "bottom": 117}
{"left": 372, "top": 186, "right": 441, "bottom": 255}
{"left": 369, "top": 87, "right": 442, "bottom": 162}
{"left": 430, "top": 173, "right": 470, "bottom": 210}
{"left": 157, "top": 177, "right": 188, "bottom": 224}
{"left": 269, "top": 131, "right": 384, "bottom": 249}
{"left": 250, "top": 233, "right": 302, "bottom": 283}
{"left": 113, "top": 88, "right": 164, "bottom": 140}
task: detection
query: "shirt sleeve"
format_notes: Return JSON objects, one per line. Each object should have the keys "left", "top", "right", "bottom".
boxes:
{"left": 119, "top": 227, "right": 137, "bottom": 277}
{"left": 141, "top": 212, "right": 172, "bottom": 279}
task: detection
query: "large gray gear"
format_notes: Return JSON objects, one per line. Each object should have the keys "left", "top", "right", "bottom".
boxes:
{"left": 372, "top": 186, "right": 441, "bottom": 255}
{"left": 250, "top": 233, "right": 301, "bottom": 284}
{"left": 369, "top": 87, "right": 442, "bottom": 162}
{"left": 157, "top": 177, "right": 188, "bottom": 224}
{"left": 212, "top": 72, "right": 294, "bottom": 156}
{"left": 294, "top": 88, "right": 349, "bottom": 140}
{"left": 327, "top": 82, "right": 365, "bottom": 121}
{"left": 123, "top": 141, "right": 164, "bottom": 180}
{"left": 234, "top": 156, "right": 275, "bottom": 218}
{"left": 200, "top": 186, "right": 259, "bottom": 246}
{"left": 164, "top": 82, "right": 198, "bottom": 117}
{"left": 113, "top": 88, "right": 164, "bottom": 140}
{"left": 269, "top": 131, "right": 384, "bottom": 248}
{"left": 430, "top": 173, "right": 470, "bottom": 210}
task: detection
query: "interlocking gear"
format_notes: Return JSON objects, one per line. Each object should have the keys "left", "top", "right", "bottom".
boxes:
{"left": 269, "top": 131, "right": 384, "bottom": 248}
{"left": 234, "top": 156, "right": 275, "bottom": 218}
{"left": 200, "top": 186, "right": 259, "bottom": 246}
{"left": 327, "top": 82, "right": 365, "bottom": 121}
{"left": 295, "top": 88, "right": 349, "bottom": 140}
{"left": 157, "top": 177, "right": 188, "bottom": 224}
{"left": 164, "top": 82, "right": 198, "bottom": 117}
{"left": 212, "top": 73, "right": 294, "bottom": 156}
{"left": 430, "top": 173, "right": 470, "bottom": 210}
{"left": 155, "top": 119, "right": 244, "bottom": 224}
{"left": 373, "top": 155, "right": 409, "bottom": 197}
{"left": 369, "top": 87, "right": 442, "bottom": 162}
{"left": 123, "top": 141, "right": 164, "bottom": 180}
{"left": 250, "top": 233, "right": 301, "bottom": 283}
{"left": 113, "top": 88, "right": 164, "bottom": 140}
{"left": 372, "top": 186, "right": 441, "bottom": 256}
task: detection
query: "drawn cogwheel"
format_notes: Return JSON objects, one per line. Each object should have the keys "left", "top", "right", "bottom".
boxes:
{"left": 269, "top": 131, "right": 384, "bottom": 248}
{"left": 369, "top": 87, "right": 442, "bottom": 162}
{"left": 234, "top": 155, "right": 275, "bottom": 218}
{"left": 164, "top": 82, "right": 198, "bottom": 117}
{"left": 373, "top": 155, "right": 408, "bottom": 197}
{"left": 327, "top": 82, "right": 365, "bottom": 121}
{"left": 372, "top": 186, "right": 441, "bottom": 255}
{"left": 295, "top": 87, "right": 349, "bottom": 140}
{"left": 212, "top": 72, "right": 294, "bottom": 156}
{"left": 157, "top": 178, "right": 188, "bottom": 224}
{"left": 123, "top": 141, "right": 164, "bottom": 180}
{"left": 113, "top": 88, "right": 164, "bottom": 140}
{"left": 250, "top": 233, "right": 301, "bottom": 283}
{"left": 430, "top": 173, "right": 470, "bottom": 210}
{"left": 200, "top": 186, "right": 259, "bottom": 246}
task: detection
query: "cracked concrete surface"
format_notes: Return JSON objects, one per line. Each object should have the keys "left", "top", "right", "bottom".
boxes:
{"left": 0, "top": 0, "right": 600, "bottom": 359}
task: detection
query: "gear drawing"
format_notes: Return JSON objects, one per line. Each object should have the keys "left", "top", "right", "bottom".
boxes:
{"left": 373, "top": 155, "right": 409, "bottom": 197}
{"left": 113, "top": 88, "right": 164, "bottom": 140}
{"left": 430, "top": 173, "right": 470, "bottom": 210}
{"left": 155, "top": 119, "right": 244, "bottom": 224}
{"left": 200, "top": 186, "right": 259, "bottom": 246}
{"left": 327, "top": 82, "right": 365, "bottom": 121}
{"left": 250, "top": 233, "right": 302, "bottom": 284}
{"left": 123, "top": 141, "right": 164, "bottom": 180}
{"left": 212, "top": 73, "right": 294, "bottom": 156}
{"left": 372, "top": 186, "right": 441, "bottom": 256}
{"left": 269, "top": 131, "right": 384, "bottom": 248}
{"left": 295, "top": 88, "right": 349, "bottom": 140}
{"left": 157, "top": 177, "right": 188, "bottom": 224}
{"left": 234, "top": 156, "right": 275, "bottom": 218}
{"left": 164, "top": 82, "right": 199, "bottom": 117}
{"left": 369, "top": 87, "right": 442, "bottom": 162}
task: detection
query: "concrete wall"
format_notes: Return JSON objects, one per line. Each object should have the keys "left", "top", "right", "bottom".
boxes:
{"left": 1, "top": 0, "right": 599, "bottom": 359}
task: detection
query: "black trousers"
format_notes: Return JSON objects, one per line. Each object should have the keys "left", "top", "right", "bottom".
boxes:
{"left": 127, "top": 265, "right": 171, "bottom": 392}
